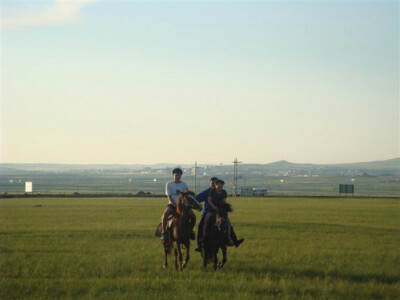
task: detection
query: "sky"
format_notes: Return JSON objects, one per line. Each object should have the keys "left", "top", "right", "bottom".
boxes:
{"left": 1, "top": 0, "right": 399, "bottom": 165}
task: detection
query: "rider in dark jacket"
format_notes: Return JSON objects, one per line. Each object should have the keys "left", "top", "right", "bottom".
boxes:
{"left": 194, "top": 177, "right": 244, "bottom": 251}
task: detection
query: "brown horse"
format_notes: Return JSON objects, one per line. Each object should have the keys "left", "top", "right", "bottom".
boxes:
{"left": 163, "top": 191, "right": 197, "bottom": 270}
{"left": 202, "top": 202, "right": 232, "bottom": 271}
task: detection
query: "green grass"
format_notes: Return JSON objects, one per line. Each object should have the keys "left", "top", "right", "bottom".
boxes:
{"left": 1, "top": 197, "right": 399, "bottom": 299}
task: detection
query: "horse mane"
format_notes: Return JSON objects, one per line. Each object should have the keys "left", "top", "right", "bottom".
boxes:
{"left": 176, "top": 192, "right": 188, "bottom": 215}
{"left": 185, "top": 190, "right": 195, "bottom": 197}
{"left": 219, "top": 202, "right": 233, "bottom": 213}
{"left": 176, "top": 190, "right": 197, "bottom": 215}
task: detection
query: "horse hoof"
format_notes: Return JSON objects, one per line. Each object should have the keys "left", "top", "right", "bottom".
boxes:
{"left": 218, "top": 263, "right": 224, "bottom": 268}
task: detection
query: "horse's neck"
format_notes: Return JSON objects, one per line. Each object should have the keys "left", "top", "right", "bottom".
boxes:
{"left": 175, "top": 210, "right": 191, "bottom": 228}
{"left": 176, "top": 209, "right": 190, "bottom": 220}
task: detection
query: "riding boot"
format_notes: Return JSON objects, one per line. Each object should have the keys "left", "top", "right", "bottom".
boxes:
{"left": 235, "top": 238, "right": 244, "bottom": 247}
{"left": 230, "top": 226, "right": 238, "bottom": 244}
{"left": 229, "top": 226, "right": 243, "bottom": 247}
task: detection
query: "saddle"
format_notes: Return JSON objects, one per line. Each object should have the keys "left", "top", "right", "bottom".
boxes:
{"left": 154, "top": 215, "right": 174, "bottom": 237}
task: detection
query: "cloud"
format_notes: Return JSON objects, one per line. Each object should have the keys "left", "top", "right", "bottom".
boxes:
{"left": 1, "top": 0, "right": 96, "bottom": 30}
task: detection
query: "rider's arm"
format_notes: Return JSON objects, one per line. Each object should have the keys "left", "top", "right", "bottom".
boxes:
{"left": 208, "top": 196, "right": 218, "bottom": 210}
{"left": 222, "top": 189, "right": 228, "bottom": 203}
{"left": 166, "top": 182, "right": 175, "bottom": 206}
{"left": 167, "top": 195, "right": 175, "bottom": 206}
{"left": 195, "top": 189, "right": 209, "bottom": 203}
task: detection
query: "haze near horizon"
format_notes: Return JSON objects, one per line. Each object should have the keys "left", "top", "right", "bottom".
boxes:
{"left": 1, "top": 0, "right": 399, "bottom": 165}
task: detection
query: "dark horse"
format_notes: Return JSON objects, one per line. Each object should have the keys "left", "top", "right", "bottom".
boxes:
{"left": 163, "top": 191, "right": 198, "bottom": 270}
{"left": 202, "top": 202, "right": 232, "bottom": 271}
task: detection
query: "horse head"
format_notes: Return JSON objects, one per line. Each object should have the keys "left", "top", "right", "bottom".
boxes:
{"left": 176, "top": 192, "right": 189, "bottom": 215}
{"left": 177, "top": 191, "right": 202, "bottom": 214}
{"left": 216, "top": 203, "right": 232, "bottom": 233}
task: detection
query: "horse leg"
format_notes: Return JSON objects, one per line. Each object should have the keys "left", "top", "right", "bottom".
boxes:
{"left": 178, "top": 242, "right": 184, "bottom": 271}
{"left": 182, "top": 242, "right": 190, "bottom": 268}
{"left": 163, "top": 252, "right": 168, "bottom": 269}
{"left": 163, "top": 241, "right": 168, "bottom": 269}
{"left": 218, "top": 245, "right": 227, "bottom": 268}
{"left": 174, "top": 245, "right": 179, "bottom": 270}
{"left": 213, "top": 247, "right": 218, "bottom": 271}
{"left": 202, "top": 246, "right": 208, "bottom": 268}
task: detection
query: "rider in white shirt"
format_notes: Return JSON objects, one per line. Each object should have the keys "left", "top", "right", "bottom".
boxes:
{"left": 161, "top": 168, "right": 195, "bottom": 240}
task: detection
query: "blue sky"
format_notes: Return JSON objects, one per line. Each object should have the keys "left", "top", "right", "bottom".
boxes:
{"left": 1, "top": 0, "right": 399, "bottom": 164}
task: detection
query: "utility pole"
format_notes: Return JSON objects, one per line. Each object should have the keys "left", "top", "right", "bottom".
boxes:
{"left": 232, "top": 158, "right": 242, "bottom": 197}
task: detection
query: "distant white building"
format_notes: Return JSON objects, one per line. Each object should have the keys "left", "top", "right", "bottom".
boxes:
{"left": 238, "top": 187, "right": 267, "bottom": 197}
{"left": 25, "top": 182, "right": 33, "bottom": 193}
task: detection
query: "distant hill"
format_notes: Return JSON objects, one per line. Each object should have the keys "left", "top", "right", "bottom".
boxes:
{"left": 257, "top": 158, "right": 399, "bottom": 171}
{"left": 329, "top": 158, "right": 400, "bottom": 170}
{"left": 258, "top": 160, "right": 319, "bottom": 170}
{"left": 251, "top": 158, "right": 400, "bottom": 176}
{"left": 0, "top": 163, "right": 193, "bottom": 172}
{"left": 0, "top": 163, "right": 145, "bottom": 172}
{"left": 0, "top": 158, "right": 399, "bottom": 176}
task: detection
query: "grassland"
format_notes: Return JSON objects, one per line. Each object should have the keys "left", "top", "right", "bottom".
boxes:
{"left": 1, "top": 197, "right": 399, "bottom": 299}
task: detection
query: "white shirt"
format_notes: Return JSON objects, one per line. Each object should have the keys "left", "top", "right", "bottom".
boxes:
{"left": 165, "top": 181, "right": 188, "bottom": 203}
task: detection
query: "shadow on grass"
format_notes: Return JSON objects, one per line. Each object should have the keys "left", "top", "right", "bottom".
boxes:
{"left": 235, "top": 265, "right": 400, "bottom": 284}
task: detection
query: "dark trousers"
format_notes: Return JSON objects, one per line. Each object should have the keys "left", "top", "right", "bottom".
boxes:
{"left": 197, "top": 215, "right": 205, "bottom": 244}
{"left": 197, "top": 214, "right": 239, "bottom": 245}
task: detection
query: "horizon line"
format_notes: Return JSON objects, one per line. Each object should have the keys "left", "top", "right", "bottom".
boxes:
{"left": 1, "top": 157, "right": 399, "bottom": 167}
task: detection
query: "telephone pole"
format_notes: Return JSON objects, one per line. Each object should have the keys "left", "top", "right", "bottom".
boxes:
{"left": 232, "top": 158, "right": 242, "bottom": 197}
